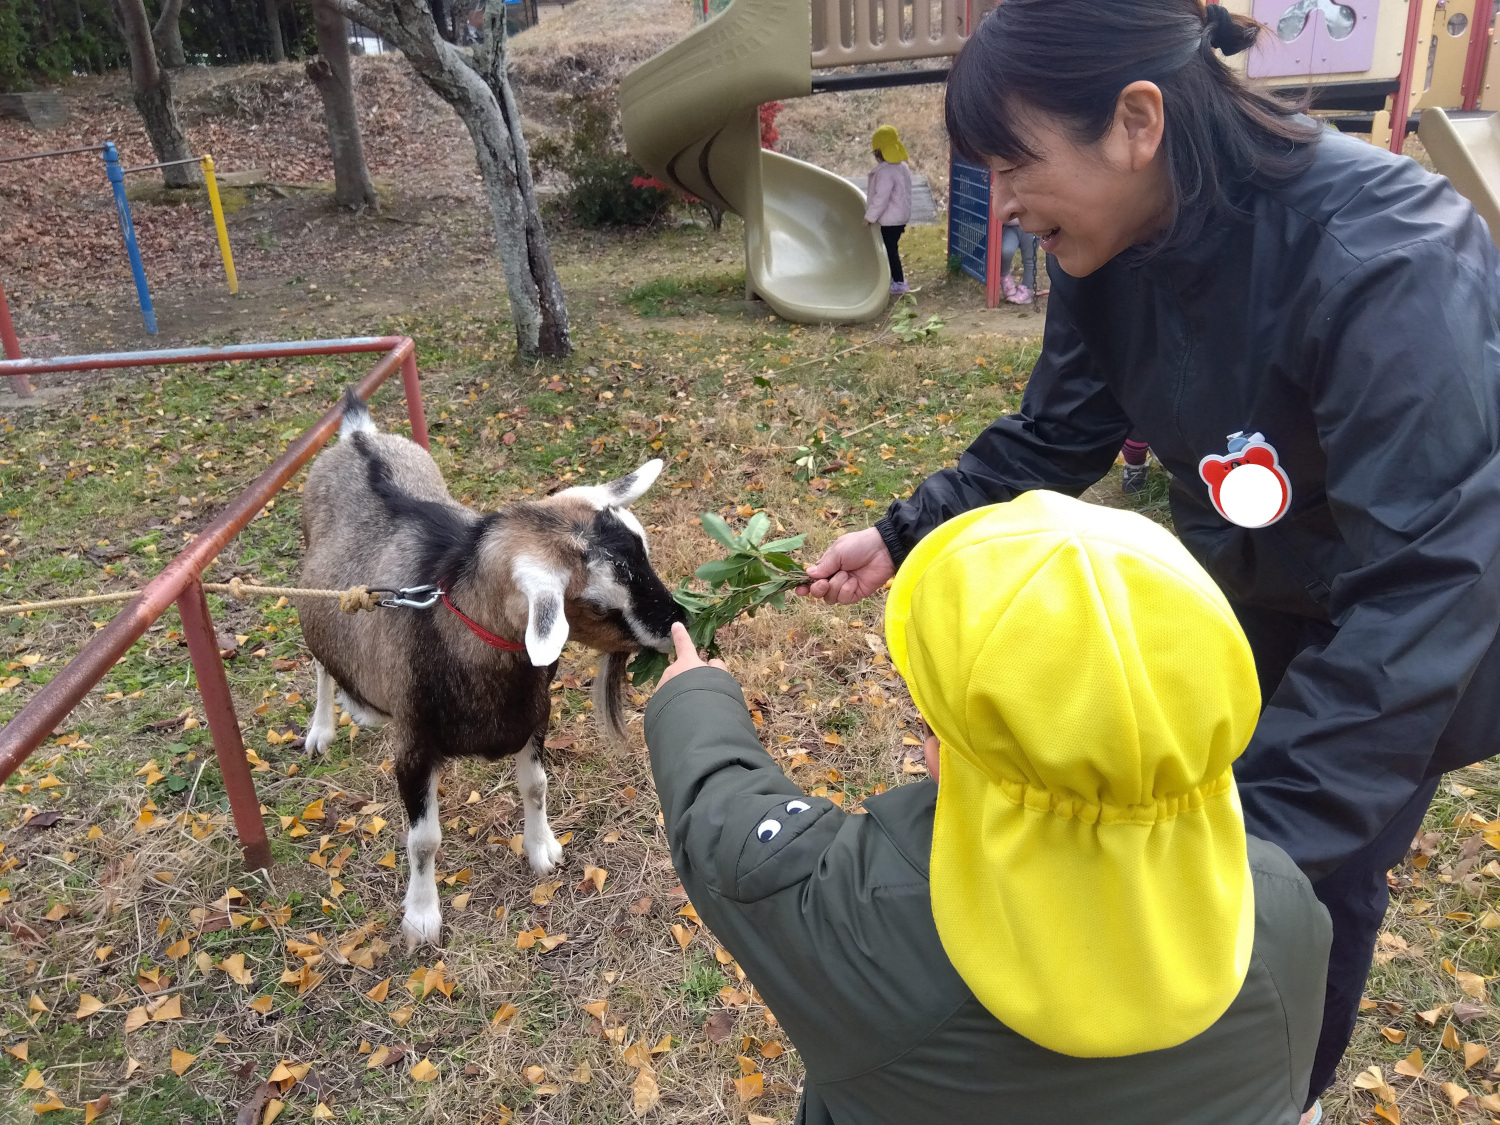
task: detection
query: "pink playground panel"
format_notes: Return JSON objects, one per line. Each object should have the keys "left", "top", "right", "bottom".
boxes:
{"left": 1249, "top": 0, "right": 1379, "bottom": 77}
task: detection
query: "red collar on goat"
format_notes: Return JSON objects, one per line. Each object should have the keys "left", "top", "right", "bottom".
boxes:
{"left": 440, "top": 589, "right": 527, "bottom": 653}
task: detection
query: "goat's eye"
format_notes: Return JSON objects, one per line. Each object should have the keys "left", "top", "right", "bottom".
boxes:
{"left": 785, "top": 800, "right": 811, "bottom": 814}
{"left": 755, "top": 819, "right": 781, "bottom": 842}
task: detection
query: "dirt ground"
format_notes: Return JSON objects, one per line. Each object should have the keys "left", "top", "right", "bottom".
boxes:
{"left": 1, "top": 3, "right": 1496, "bottom": 1124}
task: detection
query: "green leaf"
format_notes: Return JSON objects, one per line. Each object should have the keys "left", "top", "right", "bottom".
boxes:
{"left": 695, "top": 558, "right": 749, "bottom": 586}
{"left": 753, "top": 375, "right": 772, "bottom": 388}
{"left": 761, "top": 552, "right": 803, "bottom": 573}
{"left": 760, "top": 535, "right": 807, "bottom": 554}
{"left": 629, "top": 649, "right": 671, "bottom": 687}
{"left": 743, "top": 511, "right": 771, "bottom": 547}
{"left": 698, "top": 513, "right": 739, "bottom": 550}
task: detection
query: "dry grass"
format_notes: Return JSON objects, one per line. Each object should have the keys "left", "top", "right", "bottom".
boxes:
{"left": 0, "top": 20, "right": 1493, "bottom": 1124}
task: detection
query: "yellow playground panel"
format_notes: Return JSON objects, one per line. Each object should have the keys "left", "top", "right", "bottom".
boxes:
{"left": 622, "top": 0, "right": 1500, "bottom": 325}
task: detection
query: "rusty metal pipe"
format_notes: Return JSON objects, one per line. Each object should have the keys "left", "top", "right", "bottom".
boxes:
{"left": 177, "top": 577, "right": 273, "bottom": 871}
{"left": 0, "top": 336, "right": 407, "bottom": 379}
{"left": 0, "top": 275, "right": 32, "bottom": 397}
{"left": 0, "top": 337, "right": 414, "bottom": 785}
{"left": 401, "top": 347, "right": 429, "bottom": 450}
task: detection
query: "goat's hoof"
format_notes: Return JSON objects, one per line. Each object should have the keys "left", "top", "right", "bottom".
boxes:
{"left": 303, "top": 723, "right": 336, "bottom": 754}
{"left": 525, "top": 834, "right": 564, "bottom": 875}
{"left": 401, "top": 906, "right": 443, "bottom": 950}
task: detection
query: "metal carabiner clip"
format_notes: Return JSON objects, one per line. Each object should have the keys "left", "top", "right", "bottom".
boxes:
{"left": 376, "top": 584, "right": 443, "bottom": 610}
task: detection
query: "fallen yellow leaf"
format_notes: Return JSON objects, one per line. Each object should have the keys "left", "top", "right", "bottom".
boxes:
{"left": 1443, "top": 1023, "right": 1462, "bottom": 1050}
{"left": 582, "top": 865, "right": 607, "bottom": 894}
{"left": 734, "top": 1072, "right": 764, "bottom": 1102}
{"left": 1380, "top": 1027, "right": 1406, "bottom": 1044}
{"left": 4, "top": 1041, "right": 27, "bottom": 1061}
{"left": 151, "top": 995, "right": 183, "bottom": 1021}
{"left": 451, "top": 892, "right": 471, "bottom": 911}
{"left": 312, "top": 1104, "right": 334, "bottom": 1120}
{"left": 377, "top": 851, "right": 397, "bottom": 868}
{"left": 263, "top": 1100, "right": 286, "bottom": 1125}
{"left": 670, "top": 924, "right": 694, "bottom": 950}
{"left": 164, "top": 937, "right": 190, "bottom": 960}
{"left": 632, "top": 1065, "right": 660, "bottom": 1116}
{"left": 524, "top": 1065, "right": 546, "bottom": 1084}
{"left": 366, "top": 978, "right": 391, "bottom": 1002}
{"left": 31, "top": 1091, "right": 67, "bottom": 1113}
{"left": 83, "top": 1095, "right": 111, "bottom": 1123}
{"left": 1393, "top": 1048, "right": 1423, "bottom": 1077}
{"left": 391, "top": 1006, "right": 414, "bottom": 1027}
{"left": 28, "top": 994, "right": 48, "bottom": 1013}
{"left": 492, "top": 1002, "right": 520, "bottom": 1027}
{"left": 583, "top": 1000, "right": 608, "bottom": 1021}
{"left": 250, "top": 996, "right": 274, "bottom": 1015}
{"left": 123, "top": 1006, "right": 148, "bottom": 1033}
{"left": 1441, "top": 1081, "right": 1470, "bottom": 1108}
{"left": 75, "top": 994, "right": 103, "bottom": 1019}
{"left": 1465, "top": 1041, "right": 1489, "bottom": 1069}
{"left": 22, "top": 1068, "right": 44, "bottom": 1090}
{"left": 302, "top": 799, "right": 325, "bottom": 821}
{"left": 170, "top": 1049, "right": 196, "bottom": 1076}
{"left": 410, "top": 1057, "right": 439, "bottom": 1082}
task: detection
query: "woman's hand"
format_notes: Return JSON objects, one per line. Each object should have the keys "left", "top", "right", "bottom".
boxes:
{"left": 797, "top": 526, "right": 896, "bottom": 604}
{"left": 658, "top": 621, "right": 727, "bottom": 688}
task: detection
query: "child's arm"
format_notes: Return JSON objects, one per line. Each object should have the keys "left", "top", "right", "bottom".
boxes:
{"left": 865, "top": 163, "right": 892, "bottom": 224}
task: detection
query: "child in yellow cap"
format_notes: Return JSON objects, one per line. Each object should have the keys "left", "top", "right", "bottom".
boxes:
{"left": 646, "top": 491, "right": 1331, "bottom": 1124}
{"left": 866, "top": 125, "right": 913, "bottom": 295}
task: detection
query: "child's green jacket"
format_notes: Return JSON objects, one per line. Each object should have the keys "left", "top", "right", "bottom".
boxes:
{"left": 645, "top": 667, "right": 1332, "bottom": 1125}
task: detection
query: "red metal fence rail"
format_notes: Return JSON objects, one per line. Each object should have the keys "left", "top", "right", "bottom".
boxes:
{"left": 0, "top": 336, "right": 427, "bottom": 871}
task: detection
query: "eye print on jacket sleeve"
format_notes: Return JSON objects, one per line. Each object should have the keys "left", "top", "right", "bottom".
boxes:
{"left": 756, "top": 819, "right": 782, "bottom": 842}
{"left": 785, "top": 800, "right": 811, "bottom": 814}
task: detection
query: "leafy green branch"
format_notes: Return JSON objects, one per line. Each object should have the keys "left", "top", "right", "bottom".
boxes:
{"left": 629, "top": 510, "right": 807, "bottom": 687}
{"left": 889, "top": 294, "right": 945, "bottom": 343}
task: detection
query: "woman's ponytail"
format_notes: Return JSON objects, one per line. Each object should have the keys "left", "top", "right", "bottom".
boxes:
{"left": 1202, "top": 3, "right": 1259, "bottom": 57}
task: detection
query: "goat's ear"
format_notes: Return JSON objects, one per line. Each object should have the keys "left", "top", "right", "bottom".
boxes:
{"left": 513, "top": 558, "right": 570, "bottom": 667}
{"left": 606, "top": 459, "right": 664, "bottom": 506}
{"left": 561, "top": 459, "right": 664, "bottom": 510}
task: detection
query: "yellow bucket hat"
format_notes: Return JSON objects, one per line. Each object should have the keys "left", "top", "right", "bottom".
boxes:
{"left": 872, "top": 124, "right": 908, "bottom": 163}
{"left": 885, "top": 492, "right": 1261, "bottom": 1058}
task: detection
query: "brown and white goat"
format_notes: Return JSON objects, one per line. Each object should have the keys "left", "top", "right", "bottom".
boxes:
{"left": 295, "top": 390, "right": 683, "bottom": 947}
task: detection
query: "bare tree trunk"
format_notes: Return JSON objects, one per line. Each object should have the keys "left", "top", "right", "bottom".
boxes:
{"left": 112, "top": 0, "right": 199, "bottom": 187}
{"left": 430, "top": 0, "right": 455, "bottom": 42}
{"left": 324, "top": 0, "right": 570, "bottom": 358}
{"left": 306, "top": 0, "right": 378, "bottom": 209}
{"left": 152, "top": 0, "right": 187, "bottom": 67}
{"left": 475, "top": 0, "right": 569, "bottom": 355}
{"left": 265, "top": 0, "right": 287, "bottom": 62}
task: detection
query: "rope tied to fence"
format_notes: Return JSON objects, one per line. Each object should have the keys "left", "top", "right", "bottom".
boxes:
{"left": 0, "top": 581, "right": 384, "bottom": 617}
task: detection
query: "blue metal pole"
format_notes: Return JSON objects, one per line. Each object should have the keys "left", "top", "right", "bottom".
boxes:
{"left": 102, "top": 142, "right": 157, "bottom": 335}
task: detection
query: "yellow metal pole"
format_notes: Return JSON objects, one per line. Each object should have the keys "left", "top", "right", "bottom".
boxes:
{"left": 201, "top": 154, "right": 239, "bottom": 295}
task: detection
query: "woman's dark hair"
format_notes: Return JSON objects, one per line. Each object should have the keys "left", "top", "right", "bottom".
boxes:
{"left": 946, "top": 0, "right": 1322, "bottom": 253}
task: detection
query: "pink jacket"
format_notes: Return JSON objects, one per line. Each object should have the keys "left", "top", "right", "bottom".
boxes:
{"left": 865, "top": 160, "right": 912, "bottom": 226}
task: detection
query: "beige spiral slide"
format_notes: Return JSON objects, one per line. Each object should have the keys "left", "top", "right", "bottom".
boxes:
{"left": 619, "top": 0, "right": 892, "bottom": 324}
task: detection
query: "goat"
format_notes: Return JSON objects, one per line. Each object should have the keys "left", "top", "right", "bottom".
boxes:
{"left": 295, "top": 390, "right": 684, "bottom": 947}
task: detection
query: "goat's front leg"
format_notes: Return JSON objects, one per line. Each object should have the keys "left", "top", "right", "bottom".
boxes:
{"left": 517, "top": 734, "right": 563, "bottom": 875}
{"left": 396, "top": 753, "right": 443, "bottom": 949}
{"left": 305, "top": 660, "right": 339, "bottom": 754}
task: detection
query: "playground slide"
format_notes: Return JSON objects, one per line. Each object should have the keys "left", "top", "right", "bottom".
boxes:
{"left": 1419, "top": 109, "right": 1500, "bottom": 250}
{"left": 619, "top": 0, "right": 891, "bottom": 324}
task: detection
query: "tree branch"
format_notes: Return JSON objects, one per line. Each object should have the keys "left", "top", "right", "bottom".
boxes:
{"left": 151, "top": 0, "right": 185, "bottom": 40}
{"left": 324, "top": 0, "right": 386, "bottom": 34}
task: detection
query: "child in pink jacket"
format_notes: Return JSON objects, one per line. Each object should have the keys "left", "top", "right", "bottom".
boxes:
{"left": 866, "top": 125, "right": 913, "bottom": 295}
